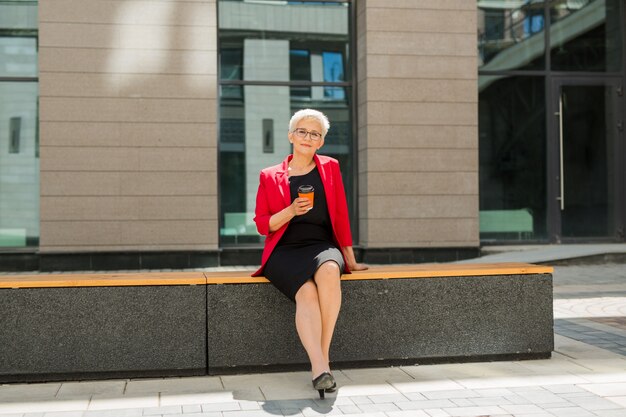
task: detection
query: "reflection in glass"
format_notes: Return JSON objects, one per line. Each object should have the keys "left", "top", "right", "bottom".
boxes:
{"left": 479, "top": 76, "right": 546, "bottom": 241}
{"left": 0, "top": 82, "right": 39, "bottom": 247}
{"left": 560, "top": 85, "right": 617, "bottom": 237}
{"left": 478, "top": 0, "right": 545, "bottom": 71}
{"left": 550, "top": 0, "right": 623, "bottom": 71}
{"left": 0, "top": 37, "right": 37, "bottom": 78}
{"left": 219, "top": 87, "right": 352, "bottom": 245}
{"left": 218, "top": 0, "right": 349, "bottom": 83}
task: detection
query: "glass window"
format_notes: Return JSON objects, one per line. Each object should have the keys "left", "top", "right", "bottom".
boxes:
{"left": 0, "top": 0, "right": 39, "bottom": 249}
{"left": 478, "top": 76, "right": 546, "bottom": 241}
{"left": 550, "top": 0, "right": 623, "bottom": 72}
{"left": 218, "top": 0, "right": 352, "bottom": 246}
{"left": 478, "top": 0, "right": 546, "bottom": 71}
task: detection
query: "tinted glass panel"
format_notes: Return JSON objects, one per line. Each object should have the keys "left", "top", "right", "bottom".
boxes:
{"left": 218, "top": 1, "right": 349, "bottom": 82}
{"left": 560, "top": 85, "right": 618, "bottom": 237}
{"left": 219, "top": 86, "right": 352, "bottom": 245}
{"left": 478, "top": 0, "right": 546, "bottom": 71}
{"left": 479, "top": 76, "right": 547, "bottom": 241}
{"left": 550, "top": 0, "right": 623, "bottom": 71}
{"left": 0, "top": 81, "right": 39, "bottom": 247}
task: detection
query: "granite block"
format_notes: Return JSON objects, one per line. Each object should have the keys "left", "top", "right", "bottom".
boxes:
{"left": 0, "top": 285, "right": 206, "bottom": 382}
{"left": 207, "top": 274, "right": 553, "bottom": 371}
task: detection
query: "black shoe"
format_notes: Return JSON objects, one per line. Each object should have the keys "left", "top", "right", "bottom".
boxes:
{"left": 325, "top": 382, "right": 337, "bottom": 393}
{"left": 312, "top": 372, "right": 335, "bottom": 399}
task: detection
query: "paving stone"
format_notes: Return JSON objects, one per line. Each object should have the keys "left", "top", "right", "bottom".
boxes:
{"left": 222, "top": 410, "right": 281, "bottom": 417}
{"left": 384, "top": 411, "right": 430, "bottom": 417}
{"left": 450, "top": 399, "right": 473, "bottom": 407}
{"left": 83, "top": 409, "right": 143, "bottom": 417}
{"left": 566, "top": 395, "right": 624, "bottom": 411}
{"left": 545, "top": 406, "right": 596, "bottom": 417}
{"left": 338, "top": 405, "right": 361, "bottom": 414}
{"left": 143, "top": 405, "right": 183, "bottom": 415}
{"left": 394, "top": 400, "right": 455, "bottom": 410}
{"left": 347, "top": 396, "right": 373, "bottom": 405}
{"left": 366, "top": 394, "right": 408, "bottom": 404}
{"left": 441, "top": 405, "right": 507, "bottom": 416}
{"left": 355, "top": 403, "right": 400, "bottom": 413}
{"left": 499, "top": 404, "right": 544, "bottom": 414}
{"left": 201, "top": 402, "right": 241, "bottom": 412}
{"left": 42, "top": 412, "right": 84, "bottom": 417}
{"left": 422, "top": 390, "right": 480, "bottom": 400}
{"left": 181, "top": 405, "right": 202, "bottom": 414}
{"left": 468, "top": 396, "right": 511, "bottom": 406}
{"left": 422, "top": 410, "right": 450, "bottom": 417}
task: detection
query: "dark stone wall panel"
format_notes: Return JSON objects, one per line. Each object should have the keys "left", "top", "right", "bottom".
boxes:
{"left": 207, "top": 274, "right": 553, "bottom": 370}
{"left": 0, "top": 285, "right": 206, "bottom": 380}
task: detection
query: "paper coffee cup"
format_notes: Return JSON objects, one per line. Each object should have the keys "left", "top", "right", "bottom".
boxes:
{"left": 298, "top": 185, "right": 314, "bottom": 208}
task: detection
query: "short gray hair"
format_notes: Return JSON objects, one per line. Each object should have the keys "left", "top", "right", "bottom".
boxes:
{"left": 289, "top": 109, "right": 330, "bottom": 137}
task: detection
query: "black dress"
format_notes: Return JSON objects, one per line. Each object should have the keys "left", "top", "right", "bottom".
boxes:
{"left": 263, "top": 166, "right": 345, "bottom": 302}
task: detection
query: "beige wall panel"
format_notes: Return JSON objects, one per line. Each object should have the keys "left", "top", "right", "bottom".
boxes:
{"left": 40, "top": 23, "right": 117, "bottom": 49}
{"left": 359, "top": 148, "right": 477, "bottom": 173}
{"left": 41, "top": 171, "right": 217, "bottom": 198}
{"left": 40, "top": 147, "right": 139, "bottom": 172}
{"left": 40, "top": 73, "right": 217, "bottom": 99}
{"left": 40, "top": 23, "right": 216, "bottom": 51}
{"left": 119, "top": 172, "right": 217, "bottom": 196}
{"left": 120, "top": 220, "right": 217, "bottom": 245}
{"left": 366, "top": 8, "right": 475, "bottom": 33}
{"left": 364, "top": 172, "right": 478, "bottom": 196}
{"left": 41, "top": 172, "right": 122, "bottom": 197}
{"left": 40, "top": 220, "right": 217, "bottom": 247}
{"left": 41, "top": 122, "right": 216, "bottom": 148}
{"left": 362, "top": 195, "right": 478, "bottom": 219}
{"left": 367, "top": 55, "right": 476, "bottom": 80}
{"left": 138, "top": 196, "right": 217, "bottom": 220}
{"left": 365, "top": 219, "right": 479, "bottom": 247}
{"left": 39, "top": 48, "right": 217, "bottom": 75}
{"left": 138, "top": 147, "right": 216, "bottom": 172}
{"left": 40, "top": 0, "right": 216, "bottom": 27}
{"left": 366, "top": 79, "right": 476, "bottom": 103}
{"left": 366, "top": 0, "right": 475, "bottom": 10}
{"left": 41, "top": 196, "right": 217, "bottom": 221}
{"left": 40, "top": 221, "right": 123, "bottom": 247}
{"left": 359, "top": 125, "right": 477, "bottom": 151}
{"left": 366, "top": 102, "right": 477, "bottom": 126}
{"left": 41, "top": 196, "right": 140, "bottom": 221}
{"left": 40, "top": 97, "right": 215, "bottom": 123}
{"left": 367, "top": 32, "right": 476, "bottom": 56}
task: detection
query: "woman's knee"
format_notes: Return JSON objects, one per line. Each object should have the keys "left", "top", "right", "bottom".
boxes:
{"left": 314, "top": 261, "right": 341, "bottom": 286}
{"left": 295, "top": 280, "right": 319, "bottom": 305}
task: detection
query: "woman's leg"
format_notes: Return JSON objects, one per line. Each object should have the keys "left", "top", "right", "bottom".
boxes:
{"left": 295, "top": 280, "right": 328, "bottom": 377}
{"left": 313, "top": 261, "right": 342, "bottom": 365}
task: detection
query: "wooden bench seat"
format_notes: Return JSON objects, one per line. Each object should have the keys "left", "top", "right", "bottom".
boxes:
{"left": 0, "top": 263, "right": 554, "bottom": 383}
{"left": 0, "top": 262, "right": 552, "bottom": 287}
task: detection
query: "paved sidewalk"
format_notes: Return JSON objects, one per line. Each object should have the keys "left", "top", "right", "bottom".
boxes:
{"left": 1, "top": 262, "right": 626, "bottom": 417}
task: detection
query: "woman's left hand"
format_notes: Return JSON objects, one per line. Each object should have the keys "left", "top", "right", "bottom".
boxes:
{"left": 350, "top": 262, "right": 369, "bottom": 271}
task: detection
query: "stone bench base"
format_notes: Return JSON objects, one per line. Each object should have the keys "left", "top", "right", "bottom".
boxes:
{"left": 0, "top": 264, "right": 554, "bottom": 383}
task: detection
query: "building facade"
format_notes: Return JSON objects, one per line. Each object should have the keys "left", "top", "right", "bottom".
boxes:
{"left": 0, "top": 0, "right": 623, "bottom": 271}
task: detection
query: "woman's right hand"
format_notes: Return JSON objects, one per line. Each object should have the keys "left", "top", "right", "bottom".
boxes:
{"left": 291, "top": 197, "right": 312, "bottom": 217}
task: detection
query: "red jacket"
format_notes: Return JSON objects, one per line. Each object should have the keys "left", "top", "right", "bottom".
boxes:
{"left": 252, "top": 154, "right": 353, "bottom": 276}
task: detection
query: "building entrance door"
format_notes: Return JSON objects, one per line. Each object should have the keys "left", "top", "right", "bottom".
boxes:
{"left": 550, "top": 78, "right": 625, "bottom": 242}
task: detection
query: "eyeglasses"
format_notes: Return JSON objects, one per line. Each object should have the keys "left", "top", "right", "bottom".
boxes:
{"left": 291, "top": 128, "right": 323, "bottom": 141}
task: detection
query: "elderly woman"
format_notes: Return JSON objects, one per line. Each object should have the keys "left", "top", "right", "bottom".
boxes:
{"left": 253, "top": 109, "right": 367, "bottom": 398}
